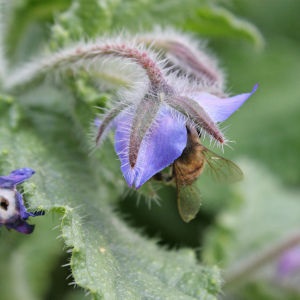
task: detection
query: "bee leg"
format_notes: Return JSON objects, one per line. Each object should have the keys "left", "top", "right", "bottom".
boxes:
{"left": 153, "top": 172, "right": 173, "bottom": 182}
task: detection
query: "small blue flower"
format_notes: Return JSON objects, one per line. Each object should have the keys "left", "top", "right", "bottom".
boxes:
{"left": 0, "top": 168, "right": 44, "bottom": 234}
{"left": 96, "top": 84, "right": 257, "bottom": 188}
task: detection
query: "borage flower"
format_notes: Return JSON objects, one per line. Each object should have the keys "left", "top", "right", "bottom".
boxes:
{"left": 96, "top": 83, "right": 257, "bottom": 189}
{"left": 0, "top": 168, "right": 44, "bottom": 234}
{"left": 89, "top": 35, "right": 257, "bottom": 188}
{"left": 1, "top": 30, "right": 256, "bottom": 190}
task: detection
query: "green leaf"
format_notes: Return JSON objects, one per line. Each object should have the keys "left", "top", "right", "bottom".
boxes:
{"left": 49, "top": 0, "right": 119, "bottom": 49}
{"left": 85, "top": 0, "right": 262, "bottom": 46}
{"left": 1, "top": 0, "right": 71, "bottom": 64}
{"left": 202, "top": 159, "right": 300, "bottom": 278}
{"left": 0, "top": 85, "right": 221, "bottom": 299}
{"left": 0, "top": 213, "right": 65, "bottom": 300}
{"left": 185, "top": 6, "right": 264, "bottom": 48}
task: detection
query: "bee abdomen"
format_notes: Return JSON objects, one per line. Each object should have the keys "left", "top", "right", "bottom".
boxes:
{"left": 175, "top": 160, "right": 205, "bottom": 185}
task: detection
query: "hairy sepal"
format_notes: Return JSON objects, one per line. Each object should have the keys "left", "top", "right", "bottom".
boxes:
{"left": 166, "top": 95, "right": 224, "bottom": 144}
{"left": 138, "top": 29, "right": 225, "bottom": 89}
{"left": 96, "top": 102, "right": 130, "bottom": 145}
{"left": 128, "top": 95, "right": 161, "bottom": 168}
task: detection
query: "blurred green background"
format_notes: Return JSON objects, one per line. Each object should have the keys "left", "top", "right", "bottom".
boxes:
{"left": 0, "top": 0, "right": 300, "bottom": 299}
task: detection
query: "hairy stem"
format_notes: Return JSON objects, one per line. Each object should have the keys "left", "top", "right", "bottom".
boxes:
{"left": 5, "top": 41, "right": 165, "bottom": 91}
{"left": 139, "top": 35, "right": 224, "bottom": 87}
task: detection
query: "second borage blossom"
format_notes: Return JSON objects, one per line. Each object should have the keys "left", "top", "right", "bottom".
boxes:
{"left": 95, "top": 36, "right": 257, "bottom": 188}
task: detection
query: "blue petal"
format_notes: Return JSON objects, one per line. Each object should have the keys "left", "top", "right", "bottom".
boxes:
{"left": 0, "top": 168, "right": 35, "bottom": 189}
{"left": 15, "top": 191, "right": 31, "bottom": 220}
{"left": 0, "top": 169, "right": 43, "bottom": 235}
{"left": 6, "top": 220, "right": 35, "bottom": 234}
{"left": 15, "top": 192, "right": 45, "bottom": 219}
{"left": 115, "top": 106, "right": 187, "bottom": 188}
{"left": 189, "top": 84, "right": 257, "bottom": 122}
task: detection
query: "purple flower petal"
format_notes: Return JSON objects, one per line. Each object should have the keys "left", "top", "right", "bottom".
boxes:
{"left": 115, "top": 106, "right": 187, "bottom": 188}
{"left": 278, "top": 246, "right": 300, "bottom": 277}
{"left": 16, "top": 191, "right": 31, "bottom": 220}
{"left": 6, "top": 219, "right": 35, "bottom": 234}
{"left": 0, "top": 168, "right": 44, "bottom": 234}
{"left": 188, "top": 84, "right": 258, "bottom": 123}
{"left": 0, "top": 168, "right": 35, "bottom": 189}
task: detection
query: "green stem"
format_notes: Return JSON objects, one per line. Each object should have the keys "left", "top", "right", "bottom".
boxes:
{"left": 224, "top": 231, "right": 300, "bottom": 288}
{"left": 4, "top": 41, "right": 164, "bottom": 92}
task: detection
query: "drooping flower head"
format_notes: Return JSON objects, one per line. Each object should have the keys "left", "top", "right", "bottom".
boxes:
{"left": 0, "top": 168, "right": 44, "bottom": 234}
{"left": 1, "top": 29, "right": 255, "bottom": 191}
{"left": 94, "top": 34, "right": 257, "bottom": 189}
{"left": 138, "top": 29, "right": 225, "bottom": 88}
{"left": 109, "top": 84, "right": 256, "bottom": 188}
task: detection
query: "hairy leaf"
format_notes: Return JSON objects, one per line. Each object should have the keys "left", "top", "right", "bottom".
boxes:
{"left": 185, "top": 6, "right": 264, "bottom": 48}
{"left": 0, "top": 213, "right": 67, "bottom": 300}
{"left": 0, "top": 87, "right": 221, "bottom": 299}
{"left": 202, "top": 159, "right": 300, "bottom": 279}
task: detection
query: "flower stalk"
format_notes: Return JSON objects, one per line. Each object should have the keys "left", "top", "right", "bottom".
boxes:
{"left": 138, "top": 30, "right": 225, "bottom": 88}
{"left": 4, "top": 40, "right": 165, "bottom": 92}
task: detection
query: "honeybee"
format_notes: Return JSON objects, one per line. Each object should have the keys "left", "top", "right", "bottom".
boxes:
{"left": 170, "top": 126, "right": 243, "bottom": 222}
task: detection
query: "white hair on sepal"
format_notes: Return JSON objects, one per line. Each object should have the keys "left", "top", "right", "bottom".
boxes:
{"left": 89, "top": 90, "right": 145, "bottom": 154}
{"left": 182, "top": 108, "right": 228, "bottom": 150}
{"left": 165, "top": 72, "right": 198, "bottom": 94}
{"left": 107, "top": 103, "right": 134, "bottom": 127}
{"left": 216, "top": 122, "right": 235, "bottom": 150}
{"left": 117, "top": 83, "right": 149, "bottom": 106}
{"left": 185, "top": 117, "right": 208, "bottom": 142}
{"left": 126, "top": 32, "right": 169, "bottom": 70}
{"left": 88, "top": 103, "right": 134, "bottom": 156}
{"left": 88, "top": 55, "right": 149, "bottom": 94}
{"left": 70, "top": 53, "right": 148, "bottom": 98}
{"left": 87, "top": 117, "right": 112, "bottom": 155}
{"left": 165, "top": 72, "right": 225, "bottom": 104}
{"left": 205, "top": 121, "right": 231, "bottom": 152}
{"left": 165, "top": 105, "right": 189, "bottom": 127}
{"left": 169, "top": 72, "right": 227, "bottom": 99}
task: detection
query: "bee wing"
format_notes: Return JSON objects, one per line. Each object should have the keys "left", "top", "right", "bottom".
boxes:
{"left": 202, "top": 147, "right": 243, "bottom": 183}
{"left": 176, "top": 180, "right": 202, "bottom": 223}
{"left": 173, "top": 160, "right": 202, "bottom": 223}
